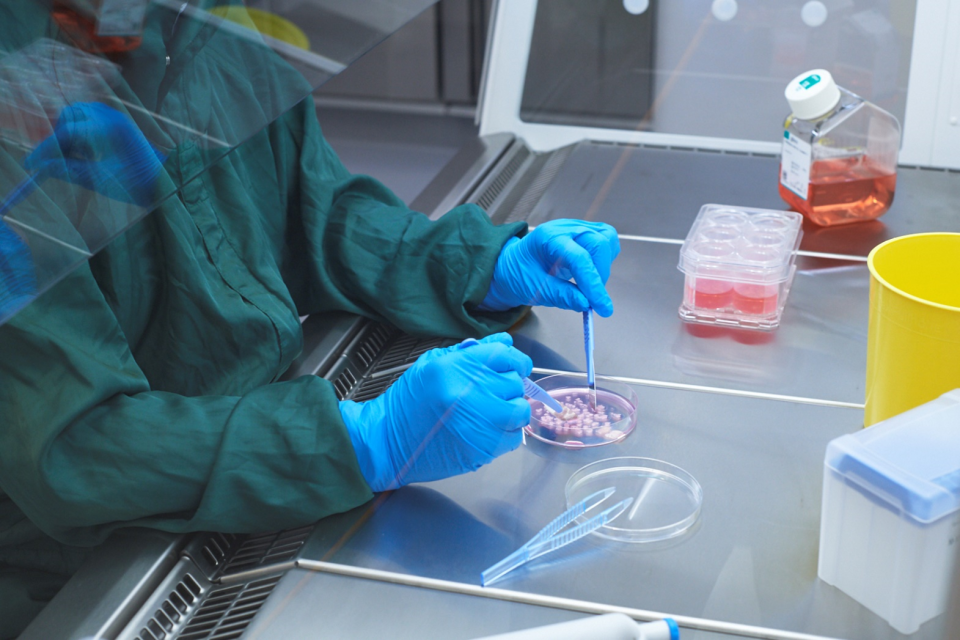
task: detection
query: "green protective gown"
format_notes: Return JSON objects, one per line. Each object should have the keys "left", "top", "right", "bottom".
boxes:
{"left": 0, "top": 6, "right": 526, "bottom": 637}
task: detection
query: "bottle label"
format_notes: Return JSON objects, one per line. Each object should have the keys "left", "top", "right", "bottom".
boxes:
{"left": 781, "top": 130, "right": 811, "bottom": 199}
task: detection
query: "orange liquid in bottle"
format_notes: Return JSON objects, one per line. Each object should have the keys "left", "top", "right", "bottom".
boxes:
{"left": 779, "top": 156, "right": 896, "bottom": 227}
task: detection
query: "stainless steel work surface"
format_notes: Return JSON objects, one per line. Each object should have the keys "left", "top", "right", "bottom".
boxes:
{"left": 514, "top": 241, "right": 870, "bottom": 407}
{"left": 240, "top": 568, "right": 586, "bottom": 640}
{"left": 527, "top": 142, "right": 960, "bottom": 257}
{"left": 297, "top": 387, "right": 945, "bottom": 639}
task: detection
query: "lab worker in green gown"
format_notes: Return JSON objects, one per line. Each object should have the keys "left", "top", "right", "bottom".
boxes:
{"left": 0, "top": 3, "right": 621, "bottom": 637}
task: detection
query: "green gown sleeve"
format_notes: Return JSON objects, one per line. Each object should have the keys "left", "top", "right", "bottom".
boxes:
{"left": 274, "top": 100, "right": 528, "bottom": 337}
{"left": 0, "top": 267, "right": 373, "bottom": 547}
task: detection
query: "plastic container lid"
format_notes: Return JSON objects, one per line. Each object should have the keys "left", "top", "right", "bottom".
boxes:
{"left": 565, "top": 457, "right": 702, "bottom": 542}
{"left": 824, "top": 389, "right": 960, "bottom": 523}
{"left": 785, "top": 69, "right": 841, "bottom": 120}
{"left": 678, "top": 205, "right": 803, "bottom": 285}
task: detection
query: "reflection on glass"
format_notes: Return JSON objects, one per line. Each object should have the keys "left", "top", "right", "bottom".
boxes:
{"left": 0, "top": 0, "right": 436, "bottom": 325}
{"left": 520, "top": 0, "right": 914, "bottom": 141}
{"left": 522, "top": 0, "right": 656, "bottom": 130}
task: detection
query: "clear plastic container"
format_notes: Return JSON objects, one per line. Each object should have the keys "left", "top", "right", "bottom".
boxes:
{"left": 779, "top": 69, "right": 901, "bottom": 227}
{"left": 678, "top": 205, "right": 803, "bottom": 331}
{"left": 524, "top": 374, "right": 638, "bottom": 449}
{"left": 565, "top": 457, "right": 702, "bottom": 543}
{"left": 819, "top": 389, "right": 960, "bottom": 634}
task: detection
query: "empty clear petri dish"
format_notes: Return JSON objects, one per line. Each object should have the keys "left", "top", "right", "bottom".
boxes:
{"left": 565, "top": 457, "right": 702, "bottom": 543}
{"left": 525, "top": 375, "right": 638, "bottom": 449}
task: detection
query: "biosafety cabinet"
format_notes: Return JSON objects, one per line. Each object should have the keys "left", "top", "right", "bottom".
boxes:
{"left": 14, "top": 1, "right": 960, "bottom": 639}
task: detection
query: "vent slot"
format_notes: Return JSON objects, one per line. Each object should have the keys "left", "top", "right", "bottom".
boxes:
{"left": 474, "top": 147, "right": 530, "bottom": 211}
{"left": 222, "top": 525, "right": 314, "bottom": 576}
{"left": 133, "top": 573, "right": 203, "bottom": 640}
{"left": 355, "top": 324, "right": 394, "bottom": 368}
{"left": 200, "top": 533, "right": 240, "bottom": 570}
{"left": 177, "top": 576, "right": 281, "bottom": 640}
{"left": 332, "top": 367, "right": 358, "bottom": 400}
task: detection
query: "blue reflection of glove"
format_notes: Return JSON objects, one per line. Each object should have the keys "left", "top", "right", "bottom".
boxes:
{"left": 0, "top": 220, "right": 36, "bottom": 319}
{"left": 340, "top": 333, "right": 533, "bottom": 492}
{"left": 479, "top": 219, "right": 621, "bottom": 317}
{"left": 23, "top": 102, "right": 165, "bottom": 207}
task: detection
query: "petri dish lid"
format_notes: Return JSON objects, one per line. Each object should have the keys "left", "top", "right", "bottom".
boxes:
{"left": 565, "top": 457, "right": 702, "bottom": 543}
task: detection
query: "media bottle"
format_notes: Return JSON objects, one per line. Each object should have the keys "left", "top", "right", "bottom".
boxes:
{"left": 779, "top": 69, "right": 901, "bottom": 226}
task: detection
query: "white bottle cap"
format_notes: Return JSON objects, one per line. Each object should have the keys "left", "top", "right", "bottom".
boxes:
{"left": 785, "top": 69, "right": 841, "bottom": 120}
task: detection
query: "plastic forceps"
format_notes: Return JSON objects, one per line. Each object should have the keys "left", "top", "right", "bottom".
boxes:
{"left": 481, "top": 487, "right": 632, "bottom": 586}
{"left": 459, "top": 338, "right": 563, "bottom": 413}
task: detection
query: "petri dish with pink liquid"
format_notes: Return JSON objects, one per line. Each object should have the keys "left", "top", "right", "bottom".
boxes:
{"left": 524, "top": 374, "right": 638, "bottom": 449}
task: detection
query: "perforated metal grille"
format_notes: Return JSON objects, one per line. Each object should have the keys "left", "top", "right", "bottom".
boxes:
{"left": 327, "top": 321, "right": 455, "bottom": 402}
{"left": 348, "top": 334, "right": 455, "bottom": 401}
{"left": 221, "top": 525, "right": 314, "bottom": 576}
{"left": 474, "top": 147, "right": 530, "bottom": 211}
{"left": 373, "top": 335, "right": 451, "bottom": 372}
{"left": 352, "top": 372, "right": 403, "bottom": 402}
{"left": 177, "top": 576, "right": 281, "bottom": 640}
{"left": 134, "top": 574, "right": 203, "bottom": 640}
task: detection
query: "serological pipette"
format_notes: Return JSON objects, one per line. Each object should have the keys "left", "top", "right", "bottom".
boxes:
{"left": 583, "top": 309, "right": 597, "bottom": 410}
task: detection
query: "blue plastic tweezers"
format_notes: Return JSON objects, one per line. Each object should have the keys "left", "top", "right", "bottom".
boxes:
{"left": 481, "top": 487, "right": 631, "bottom": 586}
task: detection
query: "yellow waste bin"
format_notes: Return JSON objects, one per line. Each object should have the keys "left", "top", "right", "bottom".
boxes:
{"left": 865, "top": 233, "right": 960, "bottom": 426}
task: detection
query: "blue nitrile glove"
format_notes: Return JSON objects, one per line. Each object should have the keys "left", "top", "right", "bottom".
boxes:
{"left": 339, "top": 333, "right": 533, "bottom": 492}
{"left": 23, "top": 102, "right": 165, "bottom": 207}
{"left": 0, "top": 220, "right": 36, "bottom": 319}
{"left": 479, "top": 219, "right": 621, "bottom": 317}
